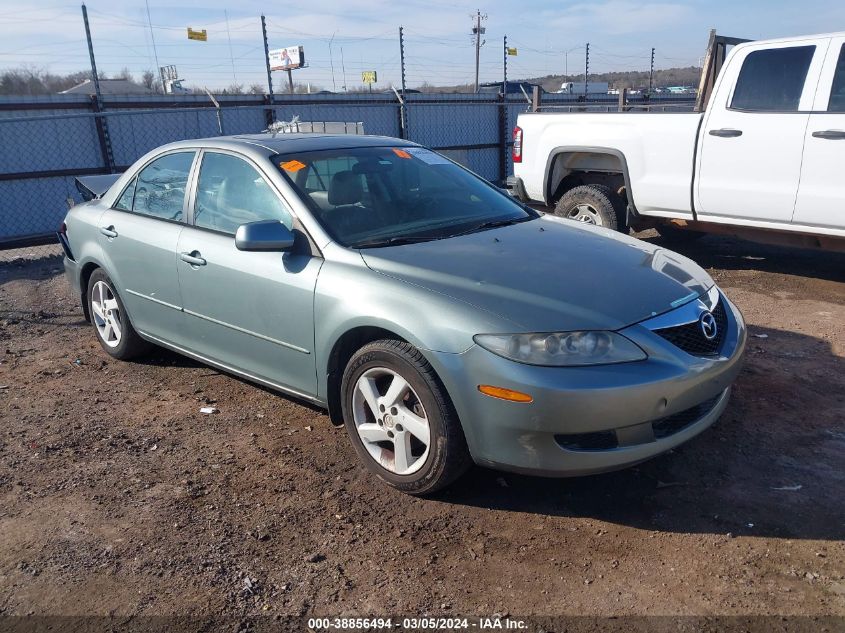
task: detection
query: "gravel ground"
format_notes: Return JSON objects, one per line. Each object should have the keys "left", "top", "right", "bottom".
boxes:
{"left": 0, "top": 232, "right": 843, "bottom": 623}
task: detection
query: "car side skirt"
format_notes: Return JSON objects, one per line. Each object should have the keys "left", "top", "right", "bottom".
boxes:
{"left": 138, "top": 330, "right": 327, "bottom": 408}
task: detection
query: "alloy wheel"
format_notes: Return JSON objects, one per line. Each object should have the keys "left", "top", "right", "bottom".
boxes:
{"left": 352, "top": 367, "right": 431, "bottom": 475}
{"left": 567, "top": 203, "right": 603, "bottom": 225}
{"left": 90, "top": 280, "right": 122, "bottom": 348}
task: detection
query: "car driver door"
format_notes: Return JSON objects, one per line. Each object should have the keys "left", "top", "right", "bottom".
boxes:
{"left": 175, "top": 150, "right": 323, "bottom": 398}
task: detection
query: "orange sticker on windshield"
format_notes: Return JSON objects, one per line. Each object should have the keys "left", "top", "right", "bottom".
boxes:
{"left": 392, "top": 148, "right": 412, "bottom": 159}
{"left": 280, "top": 159, "right": 306, "bottom": 172}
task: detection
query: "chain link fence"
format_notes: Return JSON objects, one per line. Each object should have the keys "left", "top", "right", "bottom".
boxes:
{"left": 0, "top": 92, "right": 694, "bottom": 265}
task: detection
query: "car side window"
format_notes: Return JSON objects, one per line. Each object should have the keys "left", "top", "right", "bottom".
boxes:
{"left": 114, "top": 177, "right": 137, "bottom": 211}
{"left": 194, "top": 152, "right": 292, "bottom": 234}
{"left": 132, "top": 152, "right": 195, "bottom": 221}
{"left": 829, "top": 44, "right": 845, "bottom": 112}
{"left": 730, "top": 45, "right": 816, "bottom": 112}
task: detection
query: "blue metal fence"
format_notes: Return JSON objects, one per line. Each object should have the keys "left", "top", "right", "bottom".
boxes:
{"left": 0, "top": 91, "right": 694, "bottom": 252}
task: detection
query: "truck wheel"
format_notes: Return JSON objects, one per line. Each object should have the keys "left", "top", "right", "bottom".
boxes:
{"left": 655, "top": 223, "right": 706, "bottom": 244}
{"left": 341, "top": 339, "right": 471, "bottom": 496}
{"left": 554, "top": 184, "right": 623, "bottom": 231}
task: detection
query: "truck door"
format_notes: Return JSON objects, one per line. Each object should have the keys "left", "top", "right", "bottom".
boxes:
{"left": 696, "top": 39, "right": 827, "bottom": 223}
{"left": 792, "top": 37, "right": 845, "bottom": 229}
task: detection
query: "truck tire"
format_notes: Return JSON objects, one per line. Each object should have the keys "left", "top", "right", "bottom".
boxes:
{"left": 554, "top": 184, "right": 624, "bottom": 231}
{"left": 655, "top": 223, "right": 706, "bottom": 244}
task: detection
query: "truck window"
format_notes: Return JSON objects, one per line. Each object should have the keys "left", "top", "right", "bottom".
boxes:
{"left": 730, "top": 46, "right": 815, "bottom": 112}
{"left": 829, "top": 44, "right": 845, "bottom": 112}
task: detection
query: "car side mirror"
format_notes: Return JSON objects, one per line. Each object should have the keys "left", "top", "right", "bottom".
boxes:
{"left": 235, "top": 220, "right": 295, "bottom": 252}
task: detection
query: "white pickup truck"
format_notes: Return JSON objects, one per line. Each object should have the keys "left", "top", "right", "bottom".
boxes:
{"left": 509, "top": 31, "right": 845, "bottom": 250}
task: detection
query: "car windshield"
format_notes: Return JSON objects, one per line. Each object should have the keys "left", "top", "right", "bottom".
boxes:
{"left": 273, "top": 146, "right": 536, "bottom": 248}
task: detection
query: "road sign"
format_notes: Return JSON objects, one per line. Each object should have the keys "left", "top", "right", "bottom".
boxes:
{"left": 507, "top": 47, "right": 517, "bottom": 56}
{"left": 187, "top": 27, "right": 207, "bottom": 41}
{"left": 361, "top": 71, "right": 378, "bottom": 84}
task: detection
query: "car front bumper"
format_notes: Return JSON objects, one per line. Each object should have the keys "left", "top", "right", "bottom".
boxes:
{"left": 427, "top": 291, "right": 746, "bottom": 477}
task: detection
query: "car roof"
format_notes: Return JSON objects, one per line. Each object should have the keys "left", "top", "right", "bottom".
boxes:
{"left": 160, "top": 133, "right": 418, "bottom": 156}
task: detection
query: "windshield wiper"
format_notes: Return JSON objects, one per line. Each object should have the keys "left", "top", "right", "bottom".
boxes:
{"left": 353, "top": 235, "right": 441, "bottom": 249}
{"left": 447, "top": 215, "right": 532, "bottom": 238}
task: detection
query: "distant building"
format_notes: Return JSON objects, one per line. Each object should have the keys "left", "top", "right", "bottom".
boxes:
{"left": 59, "top": 78, "right": 152, "bottom": 96}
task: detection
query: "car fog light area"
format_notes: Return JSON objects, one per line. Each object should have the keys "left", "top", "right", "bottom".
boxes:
{"left": 473, "top": 332, "right": 647, "bottom": 366}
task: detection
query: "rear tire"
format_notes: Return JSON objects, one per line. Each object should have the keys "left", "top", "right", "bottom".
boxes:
{"left": 554, "top": 184, "right": 625, "bottom": 231}
{"left": 340, "top": 339, "right": 471, "bottom": 495}
{"left": 87, "top": 269, "right": 150, "bottom": 360}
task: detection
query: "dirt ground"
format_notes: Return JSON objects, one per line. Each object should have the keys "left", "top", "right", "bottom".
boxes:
{"left": 0, "top": 233, "right": 844, "bottom": 624}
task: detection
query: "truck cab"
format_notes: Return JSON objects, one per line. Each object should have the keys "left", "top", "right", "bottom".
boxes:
{"left": 510, "top": 32, "right": 845, "bottom": 250}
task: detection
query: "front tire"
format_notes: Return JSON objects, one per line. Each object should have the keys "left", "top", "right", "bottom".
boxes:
{"left": 554, "top": 184, "right": 624, "bottom": 231}
{"left": 340, "top": 340, "right": 471, "bottom": 495}
{"left": 87, "top": 269, "right": 150, "bottom": 360}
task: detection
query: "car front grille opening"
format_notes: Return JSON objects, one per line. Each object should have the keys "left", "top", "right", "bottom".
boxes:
{"left": 652, "top": 394, "right": 722, "bottom": 439}
{"left": 653, "top": 298, "right": 728, "bottom": 356}
{"left": 555, "top": 430, "right": 618, "bottom": 452}
{"left": 555, "top": 393, "right": 723, "bottom": 452}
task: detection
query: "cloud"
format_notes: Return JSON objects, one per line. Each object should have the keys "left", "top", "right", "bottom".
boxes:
{"left": 544, "top": 1, "right": 694, "bottom": 36}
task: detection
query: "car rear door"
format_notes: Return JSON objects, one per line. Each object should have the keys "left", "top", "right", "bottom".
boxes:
{"left": 175, "top": 150, "right": 322, "bottom": 398}
{"left": 695, "top": 38, "right": 827, "bottom": 223}
{"left": 98, "top": 150, "right": 197, "bottom": 346}
{"left": 792, "top": 37, "right": 845, "bottom": 230}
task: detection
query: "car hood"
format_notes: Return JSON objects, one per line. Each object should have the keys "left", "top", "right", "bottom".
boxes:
{"left": 360, "top": 215, "right": 714, "bottom": 332}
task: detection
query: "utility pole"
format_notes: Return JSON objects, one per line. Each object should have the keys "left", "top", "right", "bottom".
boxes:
{"left": 224, "top": 10, "right": 237, "bottom": 85}
{"left": 81, "top": 2, "right": 114, "bottom": 172}
{"left": 328, "top": 32, "right": 337, "bottom": 92}
{"left": 472, "top": 10, "right": 486, "bottom": 93}
{"left": 341, "top": 46, "right": 347, "bottom": 93}
{"left": 144, "top": 0, "right": 162, "bottom": 93}
{"left": 649, "top": 47, "right": 655, "bottom": 94}
{"left": 260, "top": 15, "right": 274, "bottom": 109}
{"left": 502, "top": 35, "right": 508, "bottom": 96}
{"left": 81, "top": 4, "right": 102, "bottom": 101}
{"left": 399, "top": 26, "right": 408, "bottom": 138}
{"left": 584, "top": 42, "right": 590, "bottom": 97}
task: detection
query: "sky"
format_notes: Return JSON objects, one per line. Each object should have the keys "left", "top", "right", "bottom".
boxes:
{"left": 1, "top": 0, "right": 845, "bottom": 91}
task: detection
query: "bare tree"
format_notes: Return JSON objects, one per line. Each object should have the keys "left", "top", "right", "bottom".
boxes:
{"left": 248, "top": 83, "right": 265, "bottom": 95}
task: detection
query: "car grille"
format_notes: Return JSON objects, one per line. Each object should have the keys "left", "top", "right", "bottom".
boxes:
{"left": 653, "top": 298, "right": 728, "bottom": 356}
{"left": 555, "top": 392, "right": 723, "bottom": 451}
{"left": 652, "top": 394, "right": 722, "bottom": 439}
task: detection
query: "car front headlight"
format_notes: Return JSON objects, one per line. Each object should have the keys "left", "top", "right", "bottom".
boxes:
{"left": 473, "top": 331, "right": 646, "bottom": 367}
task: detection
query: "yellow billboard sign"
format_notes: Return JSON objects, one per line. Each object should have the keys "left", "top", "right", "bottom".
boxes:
{"left": 507, "top": 47, "right": 517, "bottom": 56}
{"left": 361, "top": 71, "right": 378, "bottom": 84}
{"left": 187, "top": 28, "right": 207, "bottom": 41}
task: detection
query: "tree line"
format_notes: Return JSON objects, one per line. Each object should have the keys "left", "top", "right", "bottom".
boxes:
{"left": 0, "top": 65, "right": 703, "bottom": 96}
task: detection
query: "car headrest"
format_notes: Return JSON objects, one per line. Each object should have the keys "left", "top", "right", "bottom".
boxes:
{"left": 328, "top": 170, "right": 363, "bottom": 206}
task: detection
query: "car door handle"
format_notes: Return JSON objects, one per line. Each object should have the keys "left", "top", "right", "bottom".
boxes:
{"left": 812, "top": 129, "right": 845, "bottom": 140}
{"left": 708, "top": 128, "right": 743, "bottom": 138}
{"left": 99, "top": 225, "right": 118, "bottom": 238}
{"left": 179, "top": 251, "right": 207, "bottom": 266}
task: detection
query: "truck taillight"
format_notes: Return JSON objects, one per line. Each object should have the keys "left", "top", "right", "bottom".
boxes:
{"left": 512, "top": 126, "right": 523, "bottom": 163}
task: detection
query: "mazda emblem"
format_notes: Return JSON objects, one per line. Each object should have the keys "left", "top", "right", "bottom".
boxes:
{"left": 699, "top": 311, "right": 718, "bottom": 340}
